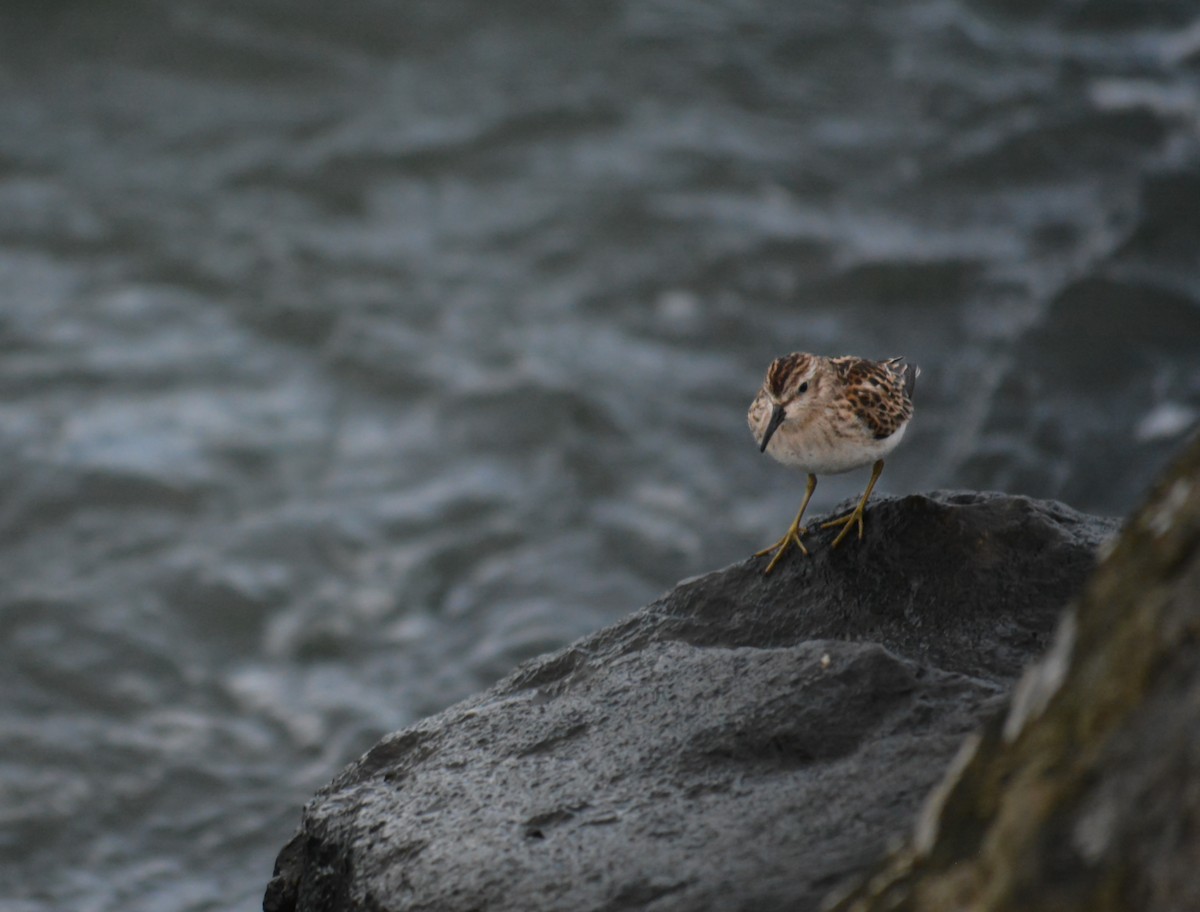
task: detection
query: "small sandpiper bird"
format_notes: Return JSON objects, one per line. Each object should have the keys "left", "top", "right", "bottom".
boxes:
{"left": 747, "top": 352, "right": 918, "bottom": 574}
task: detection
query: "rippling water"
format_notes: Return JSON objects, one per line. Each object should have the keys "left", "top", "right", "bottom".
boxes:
{"left": 2, "top": 1, "right": 1198, "bottom": 909}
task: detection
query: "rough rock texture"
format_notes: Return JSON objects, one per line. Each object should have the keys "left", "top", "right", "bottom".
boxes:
{"left": 264, "top": 492, "right": 1117, "bottom": 912}
{"left": 827, "top": 434, "right": 1200, "bottom": 912}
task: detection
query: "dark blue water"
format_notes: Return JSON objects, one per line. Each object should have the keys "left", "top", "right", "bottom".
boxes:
{"left": 1, "top": 1, "right": 1197, "bottom": 909}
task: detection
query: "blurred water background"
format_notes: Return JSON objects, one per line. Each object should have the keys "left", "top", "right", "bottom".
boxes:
{"left": 1, "top": 1, "right": 1198, "bottom": 909}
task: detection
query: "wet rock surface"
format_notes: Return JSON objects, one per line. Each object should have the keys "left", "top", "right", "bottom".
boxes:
{"left": 264, "top": 491, "right": 1116, "bottom": 912}
{"left": 828, "top": 435, "right": 1200, "bottom": 912}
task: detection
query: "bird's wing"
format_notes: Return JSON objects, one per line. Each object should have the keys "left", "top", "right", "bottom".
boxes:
{"left": 834, "top": 357, "right": 916, "bottom": 440}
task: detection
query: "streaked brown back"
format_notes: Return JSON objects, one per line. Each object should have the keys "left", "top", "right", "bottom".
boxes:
{"left": 832, "top": 356, "right": 917, "bottom": 439}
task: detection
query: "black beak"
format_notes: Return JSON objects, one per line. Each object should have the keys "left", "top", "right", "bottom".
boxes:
{"left": 760, "top": 404, "right": 786, "bottom": 453}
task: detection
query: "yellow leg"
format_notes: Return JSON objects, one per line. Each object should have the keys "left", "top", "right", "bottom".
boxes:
{"left": 821, "top": 459, "right": 885, "bottom": 549}
{"left": 755, "top": 474, "right": 817, "bottom": 574}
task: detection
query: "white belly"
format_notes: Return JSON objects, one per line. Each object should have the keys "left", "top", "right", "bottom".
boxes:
{"left": 767, "top": 422, "right": 907, "bottom": 475}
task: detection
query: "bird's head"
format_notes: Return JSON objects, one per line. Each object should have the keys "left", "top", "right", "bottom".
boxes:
{"left": 753, "top": 352, "right": 821, "bottom": 452}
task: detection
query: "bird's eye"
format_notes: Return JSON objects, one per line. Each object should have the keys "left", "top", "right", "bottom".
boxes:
{"left": 798, "top": 381, "right": 809, "bottom": 394}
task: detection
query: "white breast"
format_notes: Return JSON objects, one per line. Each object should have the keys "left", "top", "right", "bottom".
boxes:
{"left": 766, "top": 422, "right": 908, "bottom": 475}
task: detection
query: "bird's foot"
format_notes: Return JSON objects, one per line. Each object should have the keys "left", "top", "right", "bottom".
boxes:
{"left": 754, "top": 523, "right": 809, "bottom": 574}
{"left": 821, "top": 506, "right": 866, "bottom": 549}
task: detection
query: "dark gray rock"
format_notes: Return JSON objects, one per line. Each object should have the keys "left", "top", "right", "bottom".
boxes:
{"left": 827, "top": 435, "right": 1200, "bottom": 912}
{"left": 264, "top": 492, "right": 1117, "bottom": 912}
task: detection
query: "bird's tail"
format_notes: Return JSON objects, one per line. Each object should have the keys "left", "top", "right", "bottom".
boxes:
{"left": 888, "top": 356, "right": 920, "bottom": 400}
